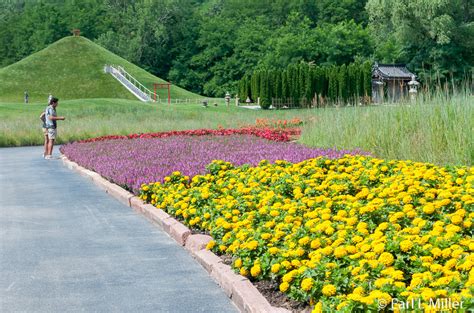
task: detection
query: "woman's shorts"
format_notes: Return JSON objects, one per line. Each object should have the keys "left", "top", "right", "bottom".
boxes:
{"left": 47, "top": 128, "right": 57, "bottom": 140}
{"left": 42, "top": 128, "right": 48, "bottom": 136}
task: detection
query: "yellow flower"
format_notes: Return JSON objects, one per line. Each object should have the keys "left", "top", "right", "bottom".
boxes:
{"left": 206, "top": 240, "right": 216, "bottom": 250}
{"left": 310, "top": 239, "right": 321, "bottom": 249}
{"left": 431, "top": 247, "right": 442, "bottom": 258}
{"left": 394, "top": 281, "right": 406, "bottom": 288}
{"left": 423, "top": 203, "right": 435, "bottom": 214}
{"left": 400, "top": 240, "right": 413, "bottom": 252}
{"left": 246, "top": 240, "right": 258, "bottom": 250}
{"left": 281, "top": 260, "right": 291, "bottom": 269}
{"left": 271, "top": 263, "right": 281, "bottom": 273}
{"left": 282, "top": 273, "right": 294, "bottom": 283}
{"left": 322, "top": 284, "right": 336, "bottom": 296}
{"left": 279, "top": 282, "right": 290, "bottom": 292}
{"left": 334, "top": 246, "right": 347, "bottom": 258}
{"left": 234, "top": 258, "right": 242, "bottom": 268}
{"left": 298, "top": 236, "right": 310, "bottom": 246}
{"left": 353, "top": 286, "right": 364, "bottom": 295}
{"left": 379, "top": 252, "right": 395, "bottom": 266}
{"left": 421, "top": 288, "right": 436, "bottom": 302}
{"left": 250, "top": 264, "right": 261, "bottom": 277}
{"left": 291, "top": 259, "right": 301, "bottom": 267}
{"left": 373, "top": 243, "right": 385, "bottom": 254}
{"left": 268, "top": 247, "right": 279, "bottom": 254}
{"left": 312, "top": 302, "right": 323, "bottom": 313}
{"left": 451, "top": 215, "right": 463, "bottom": 225}
{"left": 301, "top": 278, "right": 314, "bottom": 291}
{"left": 336, "top": 301, "right": 348, "bottom": 310}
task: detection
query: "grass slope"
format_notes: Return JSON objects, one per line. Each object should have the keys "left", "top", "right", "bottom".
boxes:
{"left": 0, "top": 36, "right": 200, "bottom": 102}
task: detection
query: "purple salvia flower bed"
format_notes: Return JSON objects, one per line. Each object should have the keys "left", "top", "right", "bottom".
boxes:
{"left": 61, "top": 135, "right": 370, "bottom": 194}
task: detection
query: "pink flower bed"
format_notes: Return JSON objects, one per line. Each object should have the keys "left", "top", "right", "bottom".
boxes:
{"left": 61, "top": 133, "right": 369, "bottom": 194}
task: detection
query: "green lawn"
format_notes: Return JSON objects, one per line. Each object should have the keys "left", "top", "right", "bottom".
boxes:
{"left": 1, "top": 93, "right": 472, "bottom": 166}
{"left": 0, "top": 99, "right": 305, "bottom": 146}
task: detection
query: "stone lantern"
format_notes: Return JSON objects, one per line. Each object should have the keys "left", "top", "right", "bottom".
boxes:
{"left": 225, "top": 91, "right": 231, "bottom": 106}
{"left": 408, "top": 75, "right": 420, "bottom": 102}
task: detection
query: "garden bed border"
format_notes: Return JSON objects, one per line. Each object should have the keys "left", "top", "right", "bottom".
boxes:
{"left": 60, "top": 154, "right": 290, "bottom": 313}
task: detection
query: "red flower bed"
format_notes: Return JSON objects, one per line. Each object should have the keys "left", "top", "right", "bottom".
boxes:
{"left": 77, "top": 127, "right": 301, "bottom": 143}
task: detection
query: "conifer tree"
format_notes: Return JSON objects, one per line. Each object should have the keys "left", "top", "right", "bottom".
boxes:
{"left": 363, "top": 61, "right": 372, "bottom": 97}
{"left": 259, "top": 70, "right": 271, "bottom": 109}
{"left": 281, "top": 70, "right": 288, "bottom": 102}
{"left": 305, "top": 66, "right": 313, "bottom": 106}
{"left": 251, "top": 71, "right": 260, "bottom": 100}
{"left": 328, "top": 66, "right": 338, "bottom": 102}
{"left": 338, "top": 64, "right": 347, "bottom": 102}
{"left": 274, "top": 70, "right": 282, "bottom": 99}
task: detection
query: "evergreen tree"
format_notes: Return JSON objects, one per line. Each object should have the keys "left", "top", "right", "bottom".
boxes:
{"left": 239, "top": 76, "right": 248, "bottom": 100}
{"left": 338, "top": 64, "right": 347, "bottom": 102}
{"left": 281, "top": 70, "right": 289, "bottom": 101}
{"left": 273, "top": 70, "right": 282, "bottom": 99}
{"left": 246, "top": 77, "right": 252, "bottom": 101}
{"left": 328, "top": 66, "right": 338, "bottom": 102}
{"left": 251, "top": 71, "right": 260, "bottom": 101}
{"left": 363, "top": 61, "right": 372, "bottom": 97}
{"left": 305, "top": 66, "right": 313, "bottom": 105}
{"left": 259, "top": 70, "right": 271, "bottom": 109}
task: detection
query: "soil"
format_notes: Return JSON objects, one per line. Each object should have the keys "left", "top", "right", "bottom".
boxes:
{"left": 253, "top": 280, "right": 311, "bottom": 313}
{"left": 218, "top": 255, "right": 311, "bottom": 313}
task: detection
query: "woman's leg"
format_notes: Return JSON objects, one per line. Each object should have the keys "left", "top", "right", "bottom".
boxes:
{"left": 46, "top": 139, "right": 55, "bottom": 156}
{"left": 46, "top": 129, "right": 56, "bottom": 157}
{"left": 43, "top": 130, "right": 48, "bottom": 157}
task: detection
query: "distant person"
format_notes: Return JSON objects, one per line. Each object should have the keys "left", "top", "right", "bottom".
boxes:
{"left": 44, "top": 97, "right": 66, "bottom": 159}
{"left": 24, "top": 91, "right": 29, "bottom": 103}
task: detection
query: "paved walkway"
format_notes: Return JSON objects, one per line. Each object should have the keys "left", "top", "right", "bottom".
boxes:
{"left": 0, "top": 147, "right": 237, "bottom": 313}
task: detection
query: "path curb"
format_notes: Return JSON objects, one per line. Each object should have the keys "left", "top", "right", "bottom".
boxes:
{"left": 60, "top": 156, "right": 290, "bottom": 313}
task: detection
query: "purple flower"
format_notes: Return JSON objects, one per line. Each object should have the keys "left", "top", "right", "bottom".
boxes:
{"left": 61, "top": 135, "right": 369, "bottom": 194}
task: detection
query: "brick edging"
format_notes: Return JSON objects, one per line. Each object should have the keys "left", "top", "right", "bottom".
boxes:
{"left": 60, "top": 155, "right": 290, "bottom": 313}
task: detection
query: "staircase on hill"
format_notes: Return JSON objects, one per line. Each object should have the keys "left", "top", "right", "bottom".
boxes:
{"left": 104, "top": 65, "right": 154, "bottom": 102}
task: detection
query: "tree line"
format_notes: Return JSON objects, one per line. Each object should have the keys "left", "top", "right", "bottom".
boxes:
{"left": 238, "top": 62, "right": 372, "bottom": 108}
{"left": 1, "top": 0, "right": 472, "bottom": 97}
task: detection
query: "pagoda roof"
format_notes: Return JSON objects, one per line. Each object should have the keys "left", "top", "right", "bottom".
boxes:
{"left": 373, "top": 63, "right": 415, "bottom": 79}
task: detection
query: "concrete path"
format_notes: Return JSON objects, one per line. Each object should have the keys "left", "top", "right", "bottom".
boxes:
{"left": 0, "top": 147, "right": 237, "bottom": 313}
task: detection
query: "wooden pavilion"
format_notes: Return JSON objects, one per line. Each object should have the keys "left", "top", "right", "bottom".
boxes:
{"left": 372, "top": 63, "right": 416, "bottom": 103}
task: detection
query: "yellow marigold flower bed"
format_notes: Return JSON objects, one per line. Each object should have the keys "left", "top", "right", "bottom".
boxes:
{"left": 140, "top": 156, "right": 474, "bottom": 311}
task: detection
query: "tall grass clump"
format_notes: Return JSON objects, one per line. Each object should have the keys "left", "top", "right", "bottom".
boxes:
{"left": 299, "top": 90, "right": 473, "bottom": 166}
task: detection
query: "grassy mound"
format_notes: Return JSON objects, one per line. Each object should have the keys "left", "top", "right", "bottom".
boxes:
{"left": 0, "top": 36, "right": 200, "bottom": 102}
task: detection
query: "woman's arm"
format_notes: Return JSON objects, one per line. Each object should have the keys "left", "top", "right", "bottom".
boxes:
{"left": 48, "top": 116, "right": 66, "bottom": 121}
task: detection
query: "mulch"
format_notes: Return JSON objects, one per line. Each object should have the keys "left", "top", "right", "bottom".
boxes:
{"left": 219, "top": 255, "right": 311, "bottom": 313}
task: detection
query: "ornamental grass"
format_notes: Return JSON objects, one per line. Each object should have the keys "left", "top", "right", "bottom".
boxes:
{"left": 139, "top": 156, "right": 473, "bottom": 312}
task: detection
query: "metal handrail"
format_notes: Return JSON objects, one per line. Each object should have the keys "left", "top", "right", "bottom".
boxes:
{"left": 116, "top": 66, "right": 154, "bottom": 99}
{"left": 106, "top": 64, "right": 154, "bottom": 101}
